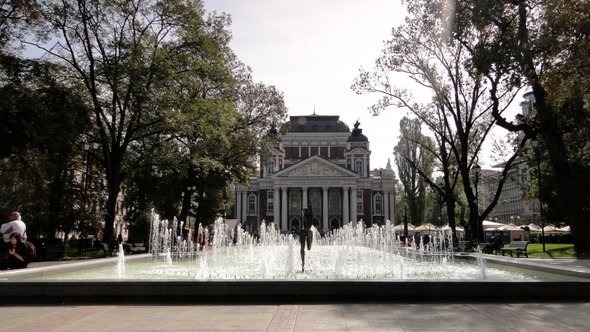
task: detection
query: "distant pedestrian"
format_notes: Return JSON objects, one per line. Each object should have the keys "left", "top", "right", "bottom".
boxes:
{"left": 0, "top": 232, "right": 30, "bottom": 270}
{"left": 413, "top": 232, "right": 421, "bottom": 250}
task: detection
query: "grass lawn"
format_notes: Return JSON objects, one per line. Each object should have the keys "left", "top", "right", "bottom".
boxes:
{"left": 523, "top": 243, "right": 576, "bottom": 258}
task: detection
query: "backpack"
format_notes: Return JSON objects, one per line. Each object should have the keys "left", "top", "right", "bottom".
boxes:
{"left": 23, "top": 241, "right": 36, "bottom": 261}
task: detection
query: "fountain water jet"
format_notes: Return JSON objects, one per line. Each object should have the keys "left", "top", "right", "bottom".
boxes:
{"left": 3, "top": 212, "right": 590, "bottom": 304}
{"left": 102, "top": 212, "right": 527, "bottom": 281}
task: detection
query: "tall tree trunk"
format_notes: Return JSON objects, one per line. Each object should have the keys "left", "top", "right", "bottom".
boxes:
{"left": 102, "top": 150, "right": 123, "bottom": 244}
{"left": 533, "top": 84, "right": 590, "bottom": 254}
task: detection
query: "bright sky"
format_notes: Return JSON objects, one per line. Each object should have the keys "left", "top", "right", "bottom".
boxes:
{"left": 204, "top": 0, "right": 408, "bottom": 170}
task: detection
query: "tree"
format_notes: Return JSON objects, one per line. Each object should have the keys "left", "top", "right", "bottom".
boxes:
{"left": 453, "top": 0, "right": 590, "bottom": 254}
{"left": 29, "top": 0, "right": 241, "bottom": 243}
{"left": 394, "top": 117, "right": 435, "bottom": 228}
{"left": 119, "top": 27, "right": 286, "bottom": 234}
{"left": 353, "top": 0, "right": 524, "bottom": 241}
{"left": 0, "top": 55, "right": 91, "bottom": 238}
{"left": 0, "top": 0, "right": 41, "bottom": 50}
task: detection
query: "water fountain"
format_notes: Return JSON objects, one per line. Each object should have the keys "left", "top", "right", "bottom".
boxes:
{"left": 2, "top": 211, "right": 590, "bottom": 303}
{"left": 136, "top": 211, "right": 494, "bottom": 280}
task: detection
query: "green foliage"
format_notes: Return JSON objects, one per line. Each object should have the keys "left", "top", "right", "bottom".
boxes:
{"left": 0, "top": 0, "right": 286, "bottom": 244}
{"left": 0, "top": 0, "right": 42, "bottom": 49}
{"left": 394, "top": 117, "right": 435, "bottom": 226}
{"left": 454, "top": 0, "right": 590, "bottom": 253}
{"left": 353, "top": 0, "right": 523, "bottom": 240}
{"left": 0, "top": 54, "right": 91, "bottom": 238}
{"left": 523, "top": 243, "right": 576, "bottom": 259}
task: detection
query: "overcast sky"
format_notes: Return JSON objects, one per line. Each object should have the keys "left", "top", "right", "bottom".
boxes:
{"left": 203, "top": 0, "right": 408, "bottom": 170}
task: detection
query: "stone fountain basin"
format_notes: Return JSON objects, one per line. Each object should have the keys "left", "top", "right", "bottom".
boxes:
{"left": 1, "top": 253, "right": 589, "bottom": 304}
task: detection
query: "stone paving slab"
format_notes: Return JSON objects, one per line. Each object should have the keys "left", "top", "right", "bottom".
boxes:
{"left": 0, "top": 303, "right": 588, "bottom": 332}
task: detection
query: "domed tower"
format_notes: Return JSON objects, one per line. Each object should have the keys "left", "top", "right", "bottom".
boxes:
{"left": 345, "top": 120, "right": 370, "bottom": 177}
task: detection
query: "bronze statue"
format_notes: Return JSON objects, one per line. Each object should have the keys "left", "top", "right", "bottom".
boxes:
{"left": 299, "top": 207, "right": 313, "bottom": 272}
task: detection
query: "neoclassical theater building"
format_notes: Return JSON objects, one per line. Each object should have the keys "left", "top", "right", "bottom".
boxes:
{"left": 235, "top": 114, "right": 397, "bottom": 234}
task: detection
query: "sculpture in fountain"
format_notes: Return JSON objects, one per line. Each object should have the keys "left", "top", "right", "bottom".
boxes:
{"left": 299, "top": 207, "right": 313, "bottom": 272}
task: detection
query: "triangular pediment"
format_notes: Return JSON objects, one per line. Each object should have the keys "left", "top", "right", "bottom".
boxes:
{"left": 272, "top": 155, "right": 359, "bottom": 178}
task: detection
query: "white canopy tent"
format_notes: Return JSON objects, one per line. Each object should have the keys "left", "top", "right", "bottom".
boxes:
{"left": 441, "top": 224, "right": 465, "bottom": 236}
{"left": 415, "top": 223, "right": 439, "bottom": 234}
{"left": 485, "top": 223, "right": 526, "bottom": 242}
{"left": 393, "top": 223, "right": 415, "bottom": 232}
{"left": 482, "top": 220, "right": 505, "bottom": 229}
{"left": 527, "top": 223, "right": 543, "bottom": 233}
{"left": 543, "top": 224, "right": 568, "bottom": 234}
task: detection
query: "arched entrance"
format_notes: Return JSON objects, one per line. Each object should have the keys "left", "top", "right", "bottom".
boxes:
{"left": 330, "top": 218, "right": 341, "bottom": 231}
{"left": 289, "top": 218, "right": 301, "bottom": 234}
{"left": 312, "top": 218, "right": 321, "bottom": 229}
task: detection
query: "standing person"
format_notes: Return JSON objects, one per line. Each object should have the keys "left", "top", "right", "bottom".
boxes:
{"left": 1, "top": 212, "right": 27, "bottom": 247}
{"left": 0, "top": 233, "right": 30, "bottom": 270}
{"left": 299, "top": 208, "right": 313, "bottom": 272}
{"left": 413, "top": 232, "right": 421, "bottom": 250}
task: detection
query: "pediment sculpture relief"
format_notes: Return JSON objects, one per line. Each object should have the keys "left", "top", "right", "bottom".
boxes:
{"left": 287, "top": 161, "right": 345, "bottom": 177}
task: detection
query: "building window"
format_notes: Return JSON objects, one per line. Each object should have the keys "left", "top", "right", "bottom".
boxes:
{"left": 248, "top": 194, "right": 257, "bottom": 214}
{"left": 267, "top": 191, "right": 274, "bottom": 213}
{"left": 354, "top": 159, "right": 364, "bottom": 176}
{"left": 267, "top": 159, "right": 276, "bottom": 175}
{"left": 356, "top": 190, "right": 363, "bottom": 213}
{"left": 329, "top": 190, "right": 341, "bottom": 215}
{"left": 373, "top": 194, "right": 383, "bottom": 215}
{"left": 289, "top": 190, "right": 301, "bottom": 215}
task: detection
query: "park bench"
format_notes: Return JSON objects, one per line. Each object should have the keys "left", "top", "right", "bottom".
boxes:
{"left": 500, "top": 240, "right": 529, "bottom": 258}
{"left": 477, "top": 242, "right": 490, "bottom": 253}
{"left": 100, "top": 243, "right": 116, "bottom": 257}
{"left": 455, "top": 241, "right": 473, "bottom": 252}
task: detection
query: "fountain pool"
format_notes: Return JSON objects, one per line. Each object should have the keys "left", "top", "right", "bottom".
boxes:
{"left": 22, "top": 245, "right": 534, "bottom": 281}
{"left": 1, "top": 213, "right": 589, "bottom": 303}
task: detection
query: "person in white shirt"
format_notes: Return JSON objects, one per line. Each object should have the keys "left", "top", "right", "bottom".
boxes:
{"left": 1, "top": 211, "right": 27, "bottom": 243}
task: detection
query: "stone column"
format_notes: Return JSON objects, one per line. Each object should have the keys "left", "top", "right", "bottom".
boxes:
{"left": 281, "top": 187, "right": 288, "bottom": 232}
{"left": 383, "top": 190, "right": 390, "bottom": 222}
{"left": 241, "top": 192, "right": 247, "bottom": 224}
{"left": 273, "top": 187, "right": 280, "bottom": 225}
{"left": 350, "top": 186, "right": 357, "bottom": 225}
{"left": 389, "top": 190, "right": 396, "bottom": 225}
{"left": 302, "top": 186, "right": 308, "bottom": 209}
{"left": 236, "top": 191, "right": 242, "bottom": 222}
{"left": 322, "top": 186, "right": 329, "bottom": 232}
{"left": 343, "top": 187, "right": 349, "bottom": 225}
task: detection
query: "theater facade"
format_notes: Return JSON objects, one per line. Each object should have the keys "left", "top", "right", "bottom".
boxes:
{"left": 235, "top": 114, "right": 397, "bottom": 234}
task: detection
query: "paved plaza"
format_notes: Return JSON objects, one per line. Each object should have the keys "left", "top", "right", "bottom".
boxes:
{"left": 0, "top": 302, "right": 589, "bottom": 331}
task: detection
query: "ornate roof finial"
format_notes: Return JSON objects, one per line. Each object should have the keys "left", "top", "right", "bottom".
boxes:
{"left": 354, "top": 119, "right": 360, "bottom": 130}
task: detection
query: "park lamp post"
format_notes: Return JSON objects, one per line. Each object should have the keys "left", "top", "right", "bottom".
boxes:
{"left": 185, "top": 185, "right": 199, "bottom": 242}
{"left": 186, "top": 185, "right": 197, "bottom": 221}
{"left": 379, "top": 170, "right": 384, "bottom": 225}
{"left": 82, "top": 142, "right": 100, "bottom": 219}
{"left": 437, "top": 179, "right": 444, "bottom": 228}
{"left": 472, "top": 162, "right": 481, "bottom": 242}
{"left": 531, "top": 139, "right": 546, "bottom": 252}
{"left": 151, "top": 167, "right": 163, "bottom": 211}
{"left": 83, "top": 142, "right": 100, "bottom": 194}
